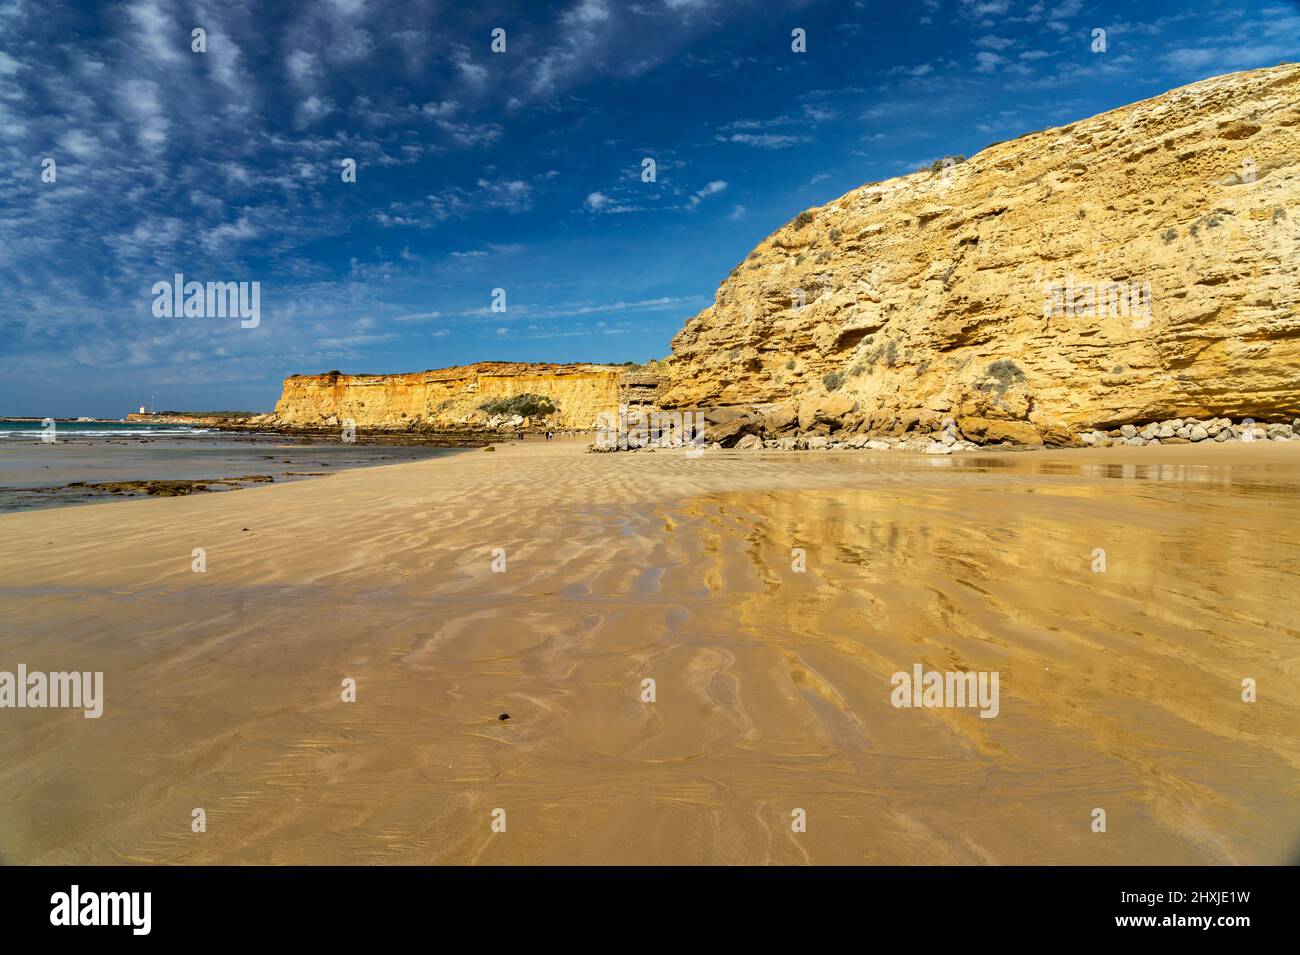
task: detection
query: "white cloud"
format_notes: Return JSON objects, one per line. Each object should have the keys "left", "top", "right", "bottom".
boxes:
{"left": 960, "top": 0, "right": 1011, "bottom": 15}
{"left": 57, "top": 129, "right": 103, "bottom": 160}
{"left": 564, "top": 0, "right": 611, "bottom": 26}
{"left": 128, "top": 0, "right": 184, "bottom": 65}
{"left": 718, "top": 132, "right": 807, "bottom": 149}
{"left": 286, "top": 50, "right": 323, "bottom": 88}
{"left": 201, "top": 216, "right": 259, "bottom": 251}
{"left": 803, "top": 103, "right": 839, "bottom": 123}
{"left": 296, "top": 95, "right": 335, "bottom": 126}
{"left": 426, "top": 178, "right": 535, "bottom": 220}
{"left": 1162, "top": 48, "right": 1217, "bottom": 70}
{"left": 117, "top": 78, "right": 169, "bottom": 152}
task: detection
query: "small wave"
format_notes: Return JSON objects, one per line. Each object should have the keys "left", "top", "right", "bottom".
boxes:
{"left": 0, "top": 427, "right": 212, "bottom": 438}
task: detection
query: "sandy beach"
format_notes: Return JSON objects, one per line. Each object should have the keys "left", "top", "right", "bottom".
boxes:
{"left": 1, "top": 440, "right": 1297, "bottom": 865}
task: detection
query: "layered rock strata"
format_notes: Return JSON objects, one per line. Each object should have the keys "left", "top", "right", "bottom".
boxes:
{"left": 260, "top": 362, "right": 646, "bottom": 433}
{"left": 659, "top": 64, "right": 1300, "bottom": 448}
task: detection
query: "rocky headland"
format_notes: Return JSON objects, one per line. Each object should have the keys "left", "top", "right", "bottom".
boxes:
{"left": 252, "top": 362, "right": 660, "bottom": 436}
{"left": 659, "top": 63, "right": 1299, "bottom": 449}
{"left": 253, "top": 65, "right": 1298, "bottom": 451}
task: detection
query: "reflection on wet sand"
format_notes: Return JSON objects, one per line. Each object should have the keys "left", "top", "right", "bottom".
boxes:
{"left": 0, "top": 442, "right": 1296, "bottom": 864}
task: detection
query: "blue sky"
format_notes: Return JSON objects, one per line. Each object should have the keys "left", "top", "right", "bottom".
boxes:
{"left": 0, "top": 0, "right": 1296, "bottom": 416}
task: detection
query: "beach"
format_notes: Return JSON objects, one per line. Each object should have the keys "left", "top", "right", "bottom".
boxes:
{"left": 0, "top": 427, "right": 464, "bottom": 513}
{"left": 0, "top": 439, "right": 1297, "bottom": 865}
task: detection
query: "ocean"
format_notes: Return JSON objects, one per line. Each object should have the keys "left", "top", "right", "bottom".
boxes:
{"left": 0, "top": 422, "right": 461, "bottom": 512}
{"left": 0, "top": 420, "right": 216, "bottom": 440}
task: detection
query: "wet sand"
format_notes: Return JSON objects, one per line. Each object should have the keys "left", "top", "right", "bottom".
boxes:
{"left": 0, "top": 436, "right": 459, "bottom": 512}
{"left": 0, "top": 439, "right": 1297, "bottom": 865}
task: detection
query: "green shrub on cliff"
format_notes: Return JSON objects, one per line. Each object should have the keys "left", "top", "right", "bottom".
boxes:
{"left": 926, "top": 155, "right": 966, "bottom": 174}
{"left": 982, "top": 360, "right": 1027, "bottom": 396}
{"left": 479, "top": 393, "right": 558, "bottom": 418}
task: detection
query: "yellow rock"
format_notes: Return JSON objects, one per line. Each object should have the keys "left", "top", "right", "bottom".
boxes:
{"left": 660, "top": 64, "right": 1300, "bottom": 441}
{"left": 266, "top": 362, "right": 641, "bottom": 431}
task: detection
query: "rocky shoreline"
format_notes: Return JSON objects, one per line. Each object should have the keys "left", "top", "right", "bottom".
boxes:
{"left": 145, "top": 402, "right": 1300, "bottom": 456}
{"left": 64, "top": 476, "right": 276, "bottom": 497}
{"left": 139, "top": 418, "right": 503, "bottom": 447}
{"left": 608, "top": 404, "right": 1300, "bottom": 454}
{"left": 1079, "top": 417, "right": 1299, "bottom": 447}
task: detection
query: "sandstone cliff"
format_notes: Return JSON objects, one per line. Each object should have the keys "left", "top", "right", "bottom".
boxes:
{"left": 265, "top": 362, "right": 653, "bottom": 432}
{"left": 661, "top": 64, "right": 1300, "bottom": 446}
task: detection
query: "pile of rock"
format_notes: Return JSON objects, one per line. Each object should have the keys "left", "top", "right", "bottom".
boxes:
{"left": 701, "top": 406, "right": 1300, "bottom": 453}
{"left": 704, "top": 402, "right": 982, "bottom": 454}
{"left": 482, "top": 412, "right": 528, "bottom": 431}
{"left": 699, "top": 398, "right": 991, "bottom": 450}
{"left": 732, "top": 429, "right": 979, "bottom": 455}
{"left": 602, "top": 400, "right": 1300, "bottom": 454}
{"left": 1079, "top": 418, "right": 1300, "bottom": 447}
{"left": 472, "top": 411, "right": 562, "bottom": 432}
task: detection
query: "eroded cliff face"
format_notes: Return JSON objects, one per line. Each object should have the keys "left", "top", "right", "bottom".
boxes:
{"left": 661, "top": 64, "right": 1300, "bottom": 445}
{"left": 267, "top": 362, "right": 643, "bottom": 431}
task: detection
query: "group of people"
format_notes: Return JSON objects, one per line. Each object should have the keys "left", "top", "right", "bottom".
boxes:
{"left": 516, "top": 430, "right": 557, "bottom": 441}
